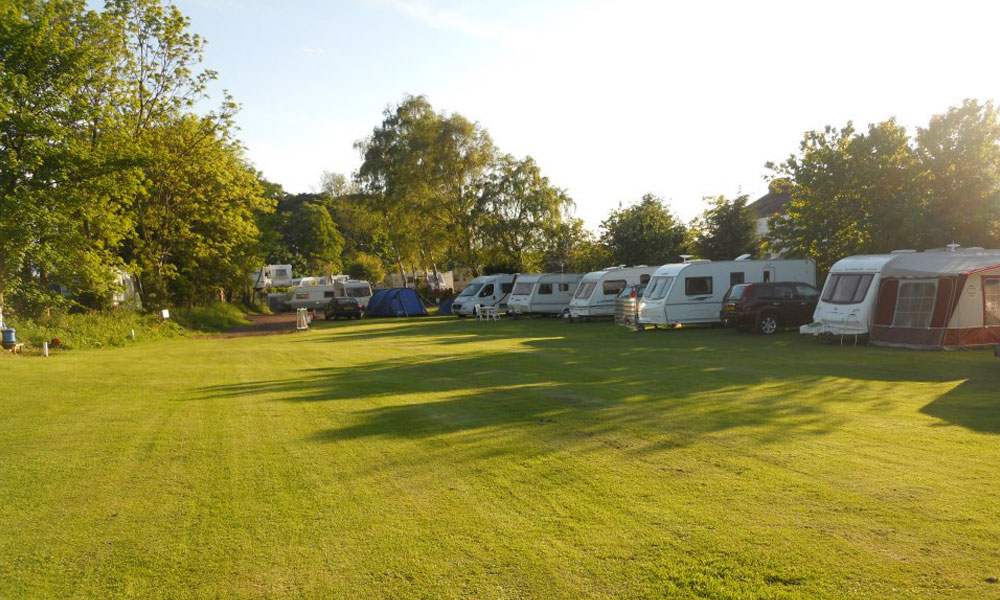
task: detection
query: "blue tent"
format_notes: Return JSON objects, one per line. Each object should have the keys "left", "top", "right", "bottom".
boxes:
{"left": 365, "top": 288, "right": 429, "bottom": 317}
{"left": 437, "top": 296, "right": 455, "bottom": 315}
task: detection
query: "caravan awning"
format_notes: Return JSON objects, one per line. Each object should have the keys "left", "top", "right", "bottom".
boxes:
{"left": 879, "top": 250, "right": 1000, "bottom": 278}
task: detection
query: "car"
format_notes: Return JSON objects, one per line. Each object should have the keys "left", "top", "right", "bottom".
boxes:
{"left": 323, "top": 297, "right": 363, "bottom": 320}
{"left": 720, "top": 281, "right": 820, "bottom": 334}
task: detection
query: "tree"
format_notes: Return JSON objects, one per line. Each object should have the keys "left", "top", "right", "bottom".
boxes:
{"left": 917, "top": 99, "right": 1000, "bottom": 248}
{"left": 764, "top": 120, "right": 923, "bottom": 272}
{"left": 688, "top": 195, "right": 758, "bottom": 260}
{"left": 599, "top": 194, "right": 687, "bottom": 266}
{"left": 477, "top": 155, "right": 573, "bottom": 271}
{"left": 346, "top": 252, "right": 386, "bottom": 284}
{"left": 283, "top": 202, "right": 344, "bottom": 277}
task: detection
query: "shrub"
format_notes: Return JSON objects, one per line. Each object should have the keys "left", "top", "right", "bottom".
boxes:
{"left": 172, "top": 303, "right": 250, "bottom": 333}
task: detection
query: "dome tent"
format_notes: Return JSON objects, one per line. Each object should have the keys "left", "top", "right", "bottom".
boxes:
{"left": 365, "top": 288, "right": 429, "bottom": 318}
{"left": 437, "top": 296, "right": 455, "bottom": 315}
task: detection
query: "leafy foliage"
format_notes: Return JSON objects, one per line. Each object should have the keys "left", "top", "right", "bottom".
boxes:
{"left": 689, "top": 195, "right": 758, "bottom": 260}
{"left": 600, "top": 194, "right": 687, "bottom": 266}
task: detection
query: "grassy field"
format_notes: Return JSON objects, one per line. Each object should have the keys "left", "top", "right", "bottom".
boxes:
{"left": 2, "top": 316, "right": 999, "bottom": 598}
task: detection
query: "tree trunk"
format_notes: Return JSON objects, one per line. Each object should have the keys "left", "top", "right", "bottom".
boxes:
{"left": 396, "top": 252, "right": 406, "bottom": 288}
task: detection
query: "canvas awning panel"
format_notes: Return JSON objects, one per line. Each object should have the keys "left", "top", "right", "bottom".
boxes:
{"left": 879, "top": 251, "right": 1000, "bottom": 278}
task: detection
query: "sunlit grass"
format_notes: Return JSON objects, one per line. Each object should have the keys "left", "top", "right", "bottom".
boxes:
{"left": 2, "top": 317, "right": 999, "bottom": 598}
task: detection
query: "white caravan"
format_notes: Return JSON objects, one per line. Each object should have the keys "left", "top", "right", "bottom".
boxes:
{"left": 638, "top": 258, "right": 816, "bottom": 327}
{"left": 508, "top": 273, "right": 584, "bottom": 316}
{"left": 333, "top": 279, "right": 373, "bottom": 308}
{"left": 567, "top": 266, "right": 657, "bottom": 321}
{"left": 799, "top": 253, "right": 901, "bottom": 337}
{"left": 451, "top": 274, "right": 516, "bottom": 317}
{"left": 253, "top": 264, "right": 294, "bottom": 289}
{"left": 283, "top": 282, "right": 335, "bottom": 310}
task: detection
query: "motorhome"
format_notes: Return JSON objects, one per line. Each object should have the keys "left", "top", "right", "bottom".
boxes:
{"left": 507, "top": 273, "right": 584, "bottom": 316}
{"left": 253, "top": 264, "right": 294, "bottom": 289}
{"left": 451, "top": 274, "right": 516, "bottom": 317}
{"left": 567, "top": 266, "right": 657, "bottom": 321}
{"left": 637, "top": 258, "right": 816, "bottom": 328}
{"left": 282, "top": 277, "right": 335, "bottom": 311}
{"left": 803, "top": 247, "right": 1000, "bottom": 348}
{"left": 333, "top": 279, "right": 373, "bottom": 308}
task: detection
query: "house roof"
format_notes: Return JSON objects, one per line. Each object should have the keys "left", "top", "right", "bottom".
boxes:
{"left": 748, "top": 190, "right": 791, "bottom": 218}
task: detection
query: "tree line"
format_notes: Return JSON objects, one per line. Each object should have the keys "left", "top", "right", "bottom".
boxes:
{"left": 4, "top": 1, "right": 1000, "bottom": 322}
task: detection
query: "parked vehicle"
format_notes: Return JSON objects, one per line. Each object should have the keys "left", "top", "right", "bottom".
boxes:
{"left": 568, "top": 266, "right": 656, "bottom": 321}
{"left": 720, "top": 282, "right": 820, "bottom": 334}
{"left": 615, "top": 283, "right": 647, "bottom": 327}
{"left": 507, "top": 273, "right": 584, "bottom": 316}
{"left": 282, "top": 281, "right": 336, "bottom": 310}
{"left": 638, "top": 258, "right": 816, "bottom": 328}
{"left": 451, "top": 274, "right": 516, "bottom": 317}
{"left": 803, "top": 247, "right": 1000, "bottom": 349}
{"left": 324, "top": 297, "right": 363, "bottom": 320}
{"left": 333, "top": 279, "right": 373, "bottom": 308}
{"left": 252, "top": 264, "right": 294, "bottom": 289}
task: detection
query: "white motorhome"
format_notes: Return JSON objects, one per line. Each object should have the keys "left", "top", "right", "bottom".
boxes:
{"left": 507, "top": 273, "right": 584, "bottom": 316}
{"left": 253, "top": 264, "right": 294, "bottom": 289}
{"left": 333, "top": 279, "right": 373, "bottom": 308}
{"left": 638, "top": 258, "right": 816, "bottom": 327}
{"left": 567, "top": 266, "right": 657, "bottom": 321}
{"left": 451, "top": 274, "right": 516, "bottom": 317}
{"left": 799, "top": 253, "right": 913, "bottom": 338}
{"left": 283, "top": 276, "right": 335, "bottom": 310}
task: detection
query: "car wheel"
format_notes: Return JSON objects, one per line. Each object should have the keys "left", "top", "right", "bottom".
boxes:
{"left": 758, "top": 313, "right": 779, "bottom": 335}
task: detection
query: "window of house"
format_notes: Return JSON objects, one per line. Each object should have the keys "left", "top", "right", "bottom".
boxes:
{"left": 479, "top": 284, "right": 494, "bottom": 297}
{"left": 893, "top": 280, "right": 937, "bottom": 328}
{"left": 603, "top": 279, "right": 627, "bottom": 295}
{"left": 822, "top": 274, "right": 874, "bottom": 304}
{"left": 558, "top": 283, "right": 570, "bottom": 292}
{"left": 730, "top": 272, "right": 745, "bottom": 286}
{"left": 685, "top": 276, "right": 712, "bottom": 295}
{"left": 985, "top": 278, "right": 1000, "bottom": 326}
{"left": 639, "top": 274, "right": 650, "bottom": 284}
{"left": 538, "top": 283, "right": 553, "bottom": 294}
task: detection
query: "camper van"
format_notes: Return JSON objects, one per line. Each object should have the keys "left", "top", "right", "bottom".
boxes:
{"left": 637, "top": 258, "right": 816, "bottom": 328}
{"left": 507, "top": 273, "right": 584, "bottom": 316}
{"left": 451, "top": 274, "right": 516, "bottom": 317}
{"left": 282, "top": 277, "right": 336, "bottom": 311}
{"left": 567, "top": 266, "right": 657, "bottom": 321}
{"left": 333, "top": 279, "right": 373, "bottom": 308}
{"left": 253, "top": 264, "right": 294, "bottom": 289}
{"left": 803, "top": 247, "right": 1000, "bottom": 348}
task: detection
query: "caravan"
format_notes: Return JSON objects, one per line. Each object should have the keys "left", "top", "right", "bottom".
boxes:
{"left": 253, "top": 264, "right": 294, "bottom": 289}
{"left": 507, "top": 273, "right": 584, "bottom": 316}
{"left": 638, "top": 258, "right": 815, "bottom": 328}
{"left": 283, "top": 279, "right": 335, "bottom": 310}
{"left": 333, "top": 279, "right": 373, "bottom": 308}
{"left": 567, "top": 266, "right": 657, "bottom": 321}
{"left": 799, "top": 254, "right": 895, "bottom": 338}
{"left": 451, "top": 274, "right": 515, "bottom": 317}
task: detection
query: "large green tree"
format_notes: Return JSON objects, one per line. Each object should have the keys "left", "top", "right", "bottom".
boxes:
{"left": 599, "top": 194, "right": 687, "bottom": 267}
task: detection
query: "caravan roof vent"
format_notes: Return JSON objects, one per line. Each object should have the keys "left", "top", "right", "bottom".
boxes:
{"left": 734, "top": 253, "right": 752, "bottom": 261}
{"left": 946, "top": 243, "right": 961, "bottom": 252}
{"left": 680, "top": 254, "right": 695, "bottom": 263}
{"left": 891, "top": 249, "right": 917, "bottom": 253}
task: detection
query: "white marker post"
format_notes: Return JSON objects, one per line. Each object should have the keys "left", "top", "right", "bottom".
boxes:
{"left": 42, "top": 342, "right": 49, "bottom": 357}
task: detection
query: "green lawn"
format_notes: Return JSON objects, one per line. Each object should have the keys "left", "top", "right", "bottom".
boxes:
{"left": 2, "top": 317, "right": 999, "bottom": 598}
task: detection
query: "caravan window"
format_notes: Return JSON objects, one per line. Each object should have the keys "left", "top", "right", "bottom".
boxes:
{"left": 984, "top": 278, "right": 1000, "bottom": 326}
{"left": 685, "top": 276, "right": 712, "bottom": 296}
{"left": 479, "top": 284, "right": 495, "bottom": 297}
{"left": 644, "top": 276, "right": 675, "bottom": 300}
{"left": 639, "top": 274, "right": 650, "bottom": 284}
{"left": 558, "top": 283, "right": 570, "bottom": 292}
{"left": 730, "top": 272, "right": 745, "bottom": 286}
{"left": 323, "top": 291, "right": 335, "bottom": 298}
{"left": 537, "top": 283, "right": 553, "bottom": 295}
{"left": 575, "top": 281, "right": 597, "bottom": 299}
{"left": 501, "top": 283, "right": 513, "bottom": 294}
{"left": 273, "top": 268, "right": 289, "bottom": 279}
{"left": 346, "top": 284, "right": 372, "bottom": 298}
{"left": 893, "top": 280, "right": 937, "bottom": 328}
{"left": 603, "top": 279, "right": 627, "bottom": 295}
{"left": 295, "top": 292, "right": 310, "bottom": 299}
{"left": 512, "top": 282, "right": 534, "bottom": 295}
{"left": 823, "top": 274, "right": 874, "bottom": 304}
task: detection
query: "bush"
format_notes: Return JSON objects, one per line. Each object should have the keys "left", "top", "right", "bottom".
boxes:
{"left": 346, "top": 253, "right": 386, "bottom": 284}
{"left": 172, "top": 303, "right": 250, "bottom": 333}
{"left": 9, "top": 310, "right": 185, "bottom": 350}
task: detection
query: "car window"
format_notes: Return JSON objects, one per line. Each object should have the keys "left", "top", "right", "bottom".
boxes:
{"left": 726, "top": 284, "right": 749, "bottom": 300}
{"left": 479, "top": 284, "right": 495, "bottom": 297}
{"left": 796, "top": 284, "right": 820, "bottom": 299}
{"left": 756, "top": 286, "right": 774, "bottom": 300}
{"left": 775, "top": 285, "right": 795, "bottom": 300}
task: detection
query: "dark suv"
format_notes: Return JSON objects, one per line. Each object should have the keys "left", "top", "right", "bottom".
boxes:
{"left": 720, "top": 282, "right": 820, "bottom": 334}
{"left": 324, "top": 297, "right": 363, "bottom": 320}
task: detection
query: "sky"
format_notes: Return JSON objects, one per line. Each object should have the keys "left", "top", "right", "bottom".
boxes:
{"left": 167, "top": 0, "right": 1000, "bottom": 230}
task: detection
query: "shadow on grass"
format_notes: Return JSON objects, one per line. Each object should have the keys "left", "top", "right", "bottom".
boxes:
{"left": 196, "top": 318, "right": 1000, "bottom": 459}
